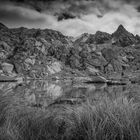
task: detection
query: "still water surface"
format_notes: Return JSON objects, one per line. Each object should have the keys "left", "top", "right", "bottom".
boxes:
{"left": 0, "top": 80, "right": 140, "bottom": 108}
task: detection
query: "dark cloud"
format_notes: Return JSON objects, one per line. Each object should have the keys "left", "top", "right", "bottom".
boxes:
{"left": 0, "top": 0, "right": 103, "bottom": 19}
{"left": 0, "top": 6, "right": 44, "bottom": 23}
{"left": 5, "top": 0, "right": 140, "bottom": 11}
{"left": 137, "top": 6, "right": 140, "bottom": 12}
{"left": 122, "top": 0, "right": 140, "bottom": 4}
{"left": 0, "top": 0, "right": 140, "bottom": 37}
{"left": 57, "top": 12, "right": 76, "bottom": 21}
{"left": 0, "top": 2, "right": 52, "bottom": 29}
{"left": 1, "top": 0, "right": 140, "bottom": 21}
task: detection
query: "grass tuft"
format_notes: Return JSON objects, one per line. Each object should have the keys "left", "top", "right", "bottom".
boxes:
{"left": 0, "top": 91, "right": 140, "bottom": 140}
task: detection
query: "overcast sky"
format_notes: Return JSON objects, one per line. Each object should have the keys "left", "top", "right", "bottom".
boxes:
{"left": 0, "top": 0, "right": 140, "bottom": 37}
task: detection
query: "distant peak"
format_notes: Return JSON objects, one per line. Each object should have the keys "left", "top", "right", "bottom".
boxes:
{"left": 112, "top": 24, "right": 136, "bottom": 46}
{"left": 117, "top": 24, "right": 126, "bottom": 32}
{"left": 112, "top": 24, "right": 131, "bottom": 37}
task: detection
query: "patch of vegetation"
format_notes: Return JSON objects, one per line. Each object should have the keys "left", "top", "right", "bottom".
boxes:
{"left": 0, "top": 91, "right": 140, "bottom": 140}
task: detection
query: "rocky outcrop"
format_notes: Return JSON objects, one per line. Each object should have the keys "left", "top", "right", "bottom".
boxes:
{"left": 94, "top": 31, "right": 111, "bottom": 44}
{"left": 0, "top": 22, "right": 140, "bottom": 80}
{"left": 112, "top": 25, "right": 137, "bottom": 47}
{"left": 135, "top": 35, "right": 140, "bottom": 43}
{"left": 101, "top": 48, "right": 123, "bottom": 72}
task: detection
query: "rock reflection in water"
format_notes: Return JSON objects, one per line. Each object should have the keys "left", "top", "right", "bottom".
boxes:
{"left": 0, "top": 81, "right": 140, "bottom": 108}
{"left": 0, "top": 82, "right": 17, "bottom": 94}
{"left": 13, "top": 80, "right": 64, "bottom": 108}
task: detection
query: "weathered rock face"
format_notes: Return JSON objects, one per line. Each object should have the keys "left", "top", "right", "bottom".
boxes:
{"left": 0, "top": 23, "right": 140, "bottom": 79}
{"left": 1, "top": 63, "right": 14, "bottom": 75}
{"left": 75, "top": 31, "right": 111, "bottom": 45}
{"left": 112, "top": 25, "right": 137, "bottom": 47}
{"left": 94, "top": 31, "right": 112, "bottom": 44}
{"left": 101, "top": 48, "right": 121, "bottom": 72}
{"left": 135, "top": 35, "right": 140, "bottom": 43}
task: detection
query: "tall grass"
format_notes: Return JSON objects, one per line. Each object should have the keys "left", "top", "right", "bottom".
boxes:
{"left": 0, "top": 90, "right": 140, "bottom": 140}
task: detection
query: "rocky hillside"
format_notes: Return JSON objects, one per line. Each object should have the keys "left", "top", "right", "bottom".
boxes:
{"left": 0, "top": 23, "right": 140, "bottom": 80}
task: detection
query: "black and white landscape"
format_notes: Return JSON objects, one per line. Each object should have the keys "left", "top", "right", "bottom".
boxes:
{"left": 0, "top": 0, "right": 140, "bottom": 140}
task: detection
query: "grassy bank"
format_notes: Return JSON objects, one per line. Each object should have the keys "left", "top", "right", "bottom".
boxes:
{"left": 0, "top": 91, "right": 140, "bottom": 140}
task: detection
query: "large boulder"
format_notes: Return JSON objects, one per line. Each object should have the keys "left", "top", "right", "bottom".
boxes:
{"left": 1, "top": 63, "right": 14, "bottom": 75}
{"left": 47, "top": 61, "right": 62, "bottom": 74}
{"left": 101, "top": 48, "right": 123, "bottom": 72}
{"left": 101, "top": 48, "right": 118, "bottom": 63}
{"left": 0, "top": 41, "right": 11, "bottom": 60}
